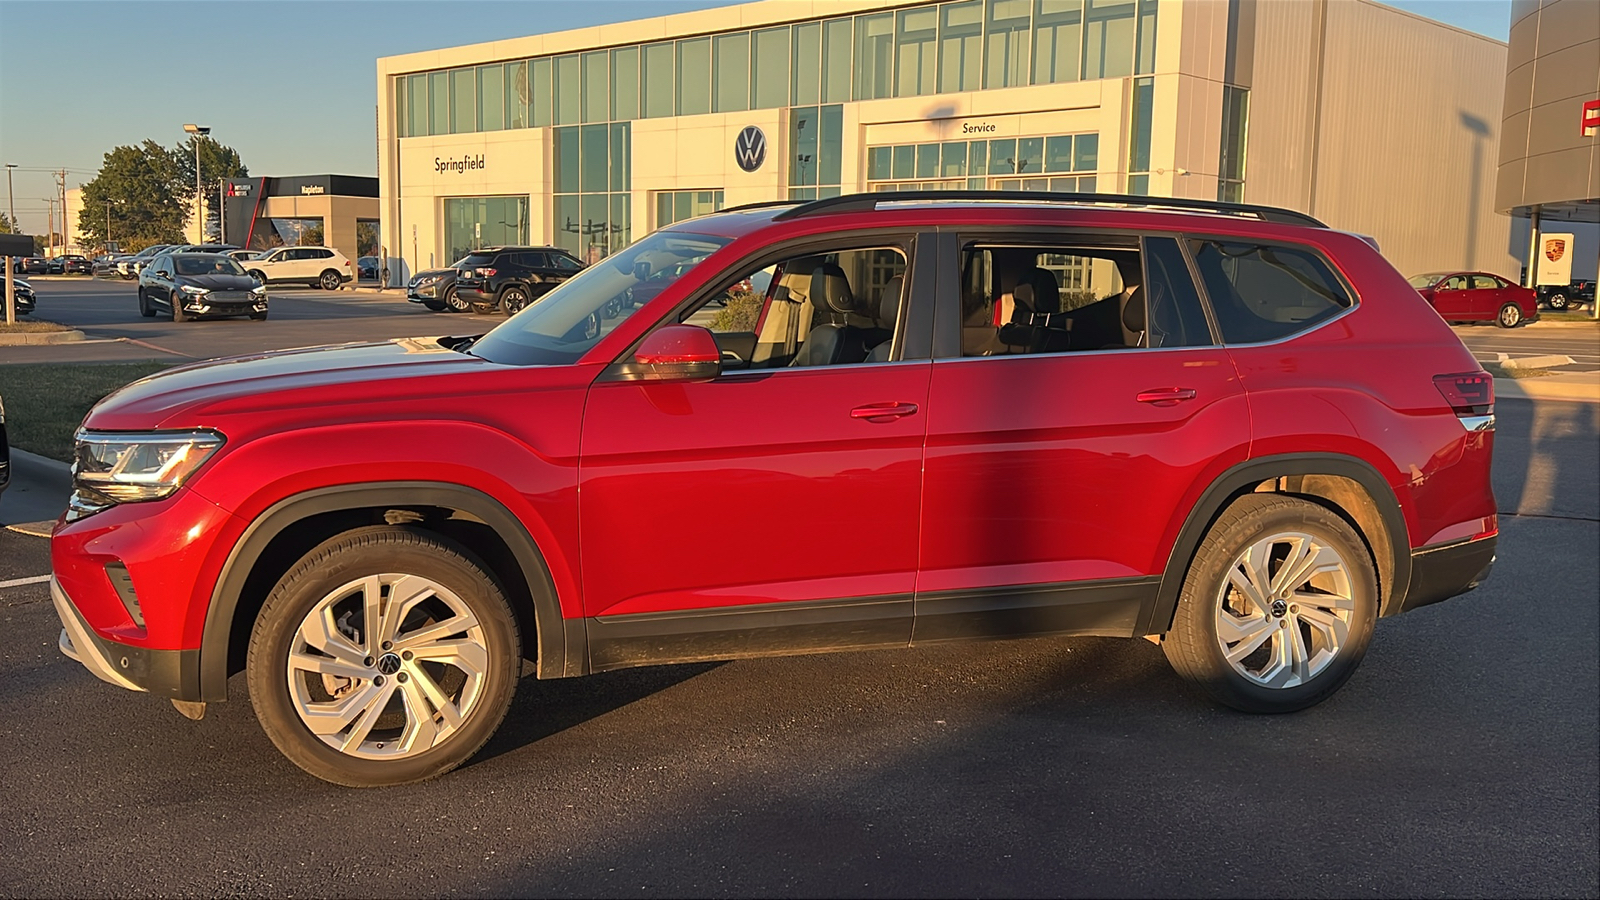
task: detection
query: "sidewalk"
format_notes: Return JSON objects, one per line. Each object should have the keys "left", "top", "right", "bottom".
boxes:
{"left": 1494, "top": 369, "right": 1600, "bottom": 403}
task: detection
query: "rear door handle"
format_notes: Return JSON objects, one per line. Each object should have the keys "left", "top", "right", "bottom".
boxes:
{"left": 1136, "top": 387, "right": 1198, "bottom": 406}
{"left": 851, "top": 402, "right": 919, "bottom": 420}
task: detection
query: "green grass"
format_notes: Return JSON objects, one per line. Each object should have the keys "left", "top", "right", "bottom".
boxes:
{"left": 0, "top": 362, "right": 177, "bottom": 461}
{"left": 0, "top": 319, "right": 71, "bottom": 333}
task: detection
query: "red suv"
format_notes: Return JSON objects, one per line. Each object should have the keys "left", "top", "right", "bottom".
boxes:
{"left": 52, "top": 192, "right": 1499, "bottom": 786}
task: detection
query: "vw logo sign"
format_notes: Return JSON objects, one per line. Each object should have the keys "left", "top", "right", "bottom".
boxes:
{"left": 735, "top": 125, "right": 767, "bottom": 173}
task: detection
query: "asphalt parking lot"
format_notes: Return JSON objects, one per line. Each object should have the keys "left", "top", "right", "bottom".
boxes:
{"left": 0, "top": 278, "right": 1596, "bottom": 897}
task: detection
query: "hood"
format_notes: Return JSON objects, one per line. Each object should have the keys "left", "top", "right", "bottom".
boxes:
{"left": 84, "top": 337, "right": 504, "bottom": 431}
{"left": 411, "top": 268, "right": 459, "bottom": 282}
{"left": 178, "top": 273, "right": 259, "bottom": 291}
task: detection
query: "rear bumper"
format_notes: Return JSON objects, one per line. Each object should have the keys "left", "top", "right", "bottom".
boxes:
{"left": 1398, "top": 535, "right": 1496, "bottom": 615}
{"left": 52, "top": 576, "right": 202, "bottom": 699}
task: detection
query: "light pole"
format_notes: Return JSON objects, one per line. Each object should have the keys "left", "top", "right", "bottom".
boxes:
{"left": 4, "top": 163, "right": 14, "bottom": 230}
{"left": 183, "top": 124, "right": 210, "bottom": 243}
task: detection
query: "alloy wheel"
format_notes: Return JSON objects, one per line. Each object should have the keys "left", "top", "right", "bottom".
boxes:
{"left": 1213, "top": 532, "right": 1355, "bottom": 689}
{"left": 1498, "top": 304, "right": 1521, "bottom": 328}
{"left": 500, "top": 288, "right": 528, "bottom": 316}
{"left": 286, "top": 573, "right": 489, "bottom": 760}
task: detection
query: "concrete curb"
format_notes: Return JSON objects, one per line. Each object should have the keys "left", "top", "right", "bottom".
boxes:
{"left": 0, "top": 329, "right": 87, "bottom": 345}
{"left": 1493, "top": 375, "right": 1600, "bottom": 403}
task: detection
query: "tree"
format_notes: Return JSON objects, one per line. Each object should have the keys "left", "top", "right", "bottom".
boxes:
{"left": 76, "top": 141, "right": 188, "bottom": 252}
{"left": 171, "top": 138, "right": 248, "bottom": 242}
{"left": 0, "top": 212, "right": 16, "bottom": 234}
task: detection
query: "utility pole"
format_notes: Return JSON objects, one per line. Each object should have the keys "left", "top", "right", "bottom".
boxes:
{"left": 105, "top": 202, "right": 112, "bottom": 253}
{"left": 57, "top": 169, "right": 68, "bottom": 254}
{"left": 3, "top": 163, "right": 14, "bottom": 230}
{"left": 183, "top": 124, "right": 210, "bottom": 243}
{"left": 46, "top": 197, "right": 55, "bottom": 254}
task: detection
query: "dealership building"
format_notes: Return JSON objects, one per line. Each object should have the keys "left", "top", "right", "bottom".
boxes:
{"left": 376, "top": 0, "right": 1516, "bottom": 283}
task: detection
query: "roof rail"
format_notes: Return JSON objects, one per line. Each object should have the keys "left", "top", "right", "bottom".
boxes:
{"left": 770, "top": 190, "right": 1328, "bottom": 228}
{"left": 717, "top": 199, "right": 803, "bottom": 215}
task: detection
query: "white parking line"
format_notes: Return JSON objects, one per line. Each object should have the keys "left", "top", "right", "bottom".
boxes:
{"left": 0, "top": 574, "right": 51, "bottom": 589}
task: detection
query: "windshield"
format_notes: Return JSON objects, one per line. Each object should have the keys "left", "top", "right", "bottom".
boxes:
{"left": 469, "top": 230, "right": 731, "bottom": 366}
{"left": 1407, "top": 272, "right": 1450, "bottom": 288}
{"left": 175, "top": 255, "right": 247, "bottom": 276}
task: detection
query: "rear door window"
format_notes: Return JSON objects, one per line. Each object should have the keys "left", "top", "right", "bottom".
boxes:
{"left": 517, "top": 252, "right": 550, "bottom": 268}
{"left": 1186, "top": 239, "right": 1353, "bottom": 344}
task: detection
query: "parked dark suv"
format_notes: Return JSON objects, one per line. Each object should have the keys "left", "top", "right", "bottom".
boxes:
{"left": 451, "top": 246, "right": 585, "bottom": 315}
{"left": 51, "top": 192, "right": 1499, "bottom": 787}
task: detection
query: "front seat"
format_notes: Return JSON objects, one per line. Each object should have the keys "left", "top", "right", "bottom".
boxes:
{"left": 866, "top": 275, "right": 903, "bottom": 362}
{"left": 791, "top": 264, "right": 874, "bottom": 367}
{"left": 997, "top": 267, "right": 1068, "bottom": 354}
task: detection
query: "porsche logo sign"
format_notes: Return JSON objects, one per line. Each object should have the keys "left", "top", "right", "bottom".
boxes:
{"left": 1545, "top": 238, "right": 1566, "bottom": 263}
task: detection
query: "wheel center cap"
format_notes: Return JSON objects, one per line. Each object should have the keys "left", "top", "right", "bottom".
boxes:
{"left": 1270, "top": 599, "right": 1288, "bottom": 618}
{"left": 376, "top": 652, "right": 402, "bottom": 675}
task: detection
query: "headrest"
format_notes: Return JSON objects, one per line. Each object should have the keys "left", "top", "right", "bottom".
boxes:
{"left": 1122, "top": 285, "right": 1147, "bottom": 333}
{"left": 877, "top": 275, "right": 904, "bottom": 329}
{"left": 1012, "top": 268, "right": 1061, "bottom": 318}
{"left": 809, "top": 264, "right": 857, "bottom": 316}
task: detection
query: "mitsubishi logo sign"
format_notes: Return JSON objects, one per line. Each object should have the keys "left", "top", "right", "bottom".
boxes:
{"left": 735, "top": 126, "right": 767, "bottom": 173}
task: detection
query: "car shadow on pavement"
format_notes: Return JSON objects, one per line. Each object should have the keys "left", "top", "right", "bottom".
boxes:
{"left": 1492, "top": 397, "right": 1600, "bottom": 522}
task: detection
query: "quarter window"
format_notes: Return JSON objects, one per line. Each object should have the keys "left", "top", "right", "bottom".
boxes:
{"left": 1187, "top": 239, "right": 1353, "bottom": 344}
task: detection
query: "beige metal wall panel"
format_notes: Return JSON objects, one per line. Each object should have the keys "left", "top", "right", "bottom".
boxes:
{"left": 1528, "top": 0, "right": 1600, "bottom": 56}
{"left": 1308, "top": 0, "right": 1514, "bottom": 279}
{"left": 1495, "top": 0, "right": 1600, "bottom": 213}
{"left": 1177, "top": 0, "right": 1230, "bottom": 82}
{"left": 1239, "top": 0, "right": 1318, "bottom": 211}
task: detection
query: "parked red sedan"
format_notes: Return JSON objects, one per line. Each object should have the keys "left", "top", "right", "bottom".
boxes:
{"left": 1410, "top": 271, "right": 1538, "bottom": 327}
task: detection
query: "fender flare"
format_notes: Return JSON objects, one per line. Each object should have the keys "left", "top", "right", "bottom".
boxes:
{"left": 197, "top": 481, "right": 576, "bottom": 701}
{"left": 1138, "top": 453, "right": 1413, "bottom": 636}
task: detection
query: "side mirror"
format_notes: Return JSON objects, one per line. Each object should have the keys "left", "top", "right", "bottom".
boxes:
{"left": 630, "top": 324, "right": 722, "bottom": 383}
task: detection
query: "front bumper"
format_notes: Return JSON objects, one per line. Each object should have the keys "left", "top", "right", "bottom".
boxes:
{"left": 52, "top": 576, "right": 201, "bottom": 698}
{"left": 1399, "top": 534, "right": 1496, "bottom": 614}
{"left": 407, "top": 282, "right": 447, "bottom": 301}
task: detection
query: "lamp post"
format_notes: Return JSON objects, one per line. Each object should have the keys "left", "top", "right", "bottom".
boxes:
{"left": 4, "top": 163, "right": 14, "bottom": 230}
{"left": 183, "top": 124, "right": 210, "bottom": 243}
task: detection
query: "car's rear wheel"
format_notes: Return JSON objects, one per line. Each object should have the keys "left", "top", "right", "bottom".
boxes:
{"left": 247, "top": 527, "right": 520, "bottom": 787}
{"left": 444, "top": 287, "right": 471, "bottom": 313}
{"left": 170, "top": 292, "right": 187, "bottom": 323}
{"left": 138, "top": 289, "right": 155, "bottom": 318}
{"left": 498, "top": 286, "right": 530, "bottom": 316}
{"left": 1497, "top": 302, "right": 1523, "bottom": 328}
{"left": 1547, "top": 291, "right": 1568, "bottom": 311}
{"left": 1161, "top": 494, "right": 1377, "bottom": 713}
{"left": 248, "top": 270, "right": 266, "bottom": 284}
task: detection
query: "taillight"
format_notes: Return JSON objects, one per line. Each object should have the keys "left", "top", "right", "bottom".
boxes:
{"left": 478, "top": 267, "right": 497, "bottom": 277}
{"left": 1433, "top": 372, "right": 1494, "bottom": 417}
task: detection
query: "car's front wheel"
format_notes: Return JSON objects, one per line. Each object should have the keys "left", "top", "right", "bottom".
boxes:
{"left": 1497, "top": 302, "right": 1523, "bottom": 328}
{"left": 138, "top": 289, "right": 155, "bottom": 318}
{"left": 170, "top": 292, "right": 187, "bottom": 323}
{"left": 247, "top": 527, "right": 520, "bottom": 787}
{"left": 423, "top": 300, "right": 447, "bottom": 311}
{"left": 1546, "top": 291, "right": 1568, "bottom": 311}
{"left": 444, "top": 288, "right": 472, "bottom": 313}
{"left": 1161, "top": 494, "right": 1377, "bottom": 713}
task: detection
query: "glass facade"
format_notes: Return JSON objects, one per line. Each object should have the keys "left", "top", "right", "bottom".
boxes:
{"left": 396, "top": 0, "right": 1160, "bottom": 137}
{"left": 1126, "top": 75, "right": 1154, "bottom": 195}
{"left": 252, "top": 217, "right": 325, "bottom": 251}
{"left": 444, "top": 197, "right": 529, "bottom": 264}
{"left": 1218, "top": 85, "right": 1249, "bottom": 202}
{"left": 656, "top": 190, "right": 726, "bottom": 227}
{"left": 788, "top": 105, "right": 845, "bottom": 200}
{"left": 867, "top": 132, "right": 1098, "bottom": 192}
{"left": 553, "top": 123, "right": 632, "bottom": 262}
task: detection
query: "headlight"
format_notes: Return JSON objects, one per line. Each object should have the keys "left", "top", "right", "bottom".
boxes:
{"left": 250, "top": 285, "right": 266, "bottom": 296}
{"left": 180, "top": 284, "right": 209, "bottom": 295}
{"left": 68, "top": 430, "right": 224, "bottom": 519}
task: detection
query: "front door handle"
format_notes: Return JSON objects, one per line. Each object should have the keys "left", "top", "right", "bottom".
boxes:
{"left": 851, "top": 401, "right": 919, "bottom": 421}
{"left": 1136, "top": 387, "right": 1198, "bottom": 406}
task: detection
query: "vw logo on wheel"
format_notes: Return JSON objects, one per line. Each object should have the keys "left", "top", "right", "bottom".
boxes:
{"left": 735, "top": 125, "right": 767, "bottom": 173}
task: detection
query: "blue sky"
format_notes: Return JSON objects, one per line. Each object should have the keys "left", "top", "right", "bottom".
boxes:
{"left": 0, "top": 0, "right": 1512, "bottom": 235}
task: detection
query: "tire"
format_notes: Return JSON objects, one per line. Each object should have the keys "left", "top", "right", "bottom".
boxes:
{"left": 171, "top": 292, "right": 187, "bottom": 323}
{"left": 138, "top": 289, "right": 155, "bottom": 318}
{"left": 250, "top": 311, "right": 269, "bottom": 321}
{"left": 498, "top": 286, "right": 530, "bottom": 316}
{"left": 444, "top": 287, "right": 471, "bottom": 313}
{"left": 248, "top": 270, "right": 266, "bottom": 284}
{"left": 246, "top": 527, "right": 520, "bottom": 787}
{"left": 422, "top": 300, "right": 447, "bottom": 312}
{"left": 1161, "top": 494, "right": 1378, "bottom": 714}
{"left": 1497, "top": 302, "right": 1523, "bottom": 328}
{"left": 1547, "top": 291, "right": 1568, "bottom": 311}
{"left": 320, "top": 270, "right": 342, "bottom": 291}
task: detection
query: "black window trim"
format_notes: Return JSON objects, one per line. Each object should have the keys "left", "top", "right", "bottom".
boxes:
{"left": 1179, "top": 232, "right": 1362, "bottom": 349}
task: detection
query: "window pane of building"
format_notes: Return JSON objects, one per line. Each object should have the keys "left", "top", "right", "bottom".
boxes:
{"left": 610, "top": 194, "right": 632, "bottom": 255}
{"left": 939, "top": 1, "right": 983, "bottom": 93}
{"left": 430, "top": 71, "right": 449, "bottom": 135}
{"left": 580, "top": 194, "right": 609, "bottom": 263}
{"left": 822, "top": 18, "right": 853, "bottom": 103}
{"left": 531, "top": 58, "right": 552, "bottom": 127}
{"left": 408, "top": 73, "right": 428, "bottom": 136}
{"left": 1084, "top": 0, "right": 1135, "bottom": 79}
{"left": 1127, "top": 173, "right": 1149, "bottom": 196}
{"left": 791, "top": 22, "right": 821, "bottom": 105}
{"left": 893, "top": 145, "right": 915, "bottom": 179}
{"left": 1136, "top": 0, "right": 1158, "bottom": 73}
{"left": 1044, "top": 135, "right": 1073, "bottom": 171}
{"left": 554, "top": 195, "right": 580, "bottom": 257}
{"left": 819, "top": 104, "right": 843, "bottom": 186}
{"left": 942, "top": 142, "right": 967, "bottom": 177}
{"left": 895, "top": 7, "right": 938, "bottom": 97}
{"left": 581, "top": 124, "right": 608, "bottom": 192}
{"left": 555, "top": 54, "right": 581, "bottom": 125}
{"left": 1128, "top": 76, "right": 1153, "bottom": 176}
{"left": 985, "top": 0, "right": 1032, "bottom": 89}
{"left": 752, "top": 26, "right": 790, "bottom": 109}
{"left": 854, "top": 13, "right": 893, "bottom": 100}
{"left": 555, "top": 127, "right": 581, "bottom": 193}
{"left": 790, "top": 106, "right": 820, "bottom": 186}
{"left": 504, "top": 61, "right": 528, "bottom": 129}
{"left": 583, "top": 51, "right": 610, "bottom": 123}
{"left": 916, "top": 144, "right": 939, "bottom": 178}
{"left": 868, "top": 146, "right": 892, "bottom": 180}
{"left": 677, "top": 38, "right": 711, "bottom": 116}
{"left": 641, "top": 43, "right": 674, "bottom": 118}
{"left": 713, "top": 32, "right": 751, "bottom": 113}
{"left": 1017, "top": 136, "right": 1043, "bottom": 173}
{"left": 988, "top": 138, "right": 1018, "bottom": 175}
{"left": 1074, "top": 132, "right": 1099, "bottom": 170}
{"left": 1034, "top": 0, "right": 1082, "bottom": 84}
{"left": 968, "top": 139, "right": 988, "bottom": 174}
{"left": 452, "top": 68, "right": 478, "bottom": 134}
{"left": 611, "top": 47, "right": 640, "bottom": 122}
{"left": 397, "top": 76, "right": 410, "bottom": 137}
{"left": 479, "top": 65, "right": 504, "bottom": 131}
{"left": 610, "top": 123, "right": 630, "bottom": 192}
{"left": 1218, "top": 86, "right": 1248, "bottom": 201}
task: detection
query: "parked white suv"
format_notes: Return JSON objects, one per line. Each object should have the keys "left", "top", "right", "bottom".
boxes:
{"left": 243, "top": 246, "right": 353, "bottom": 290}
